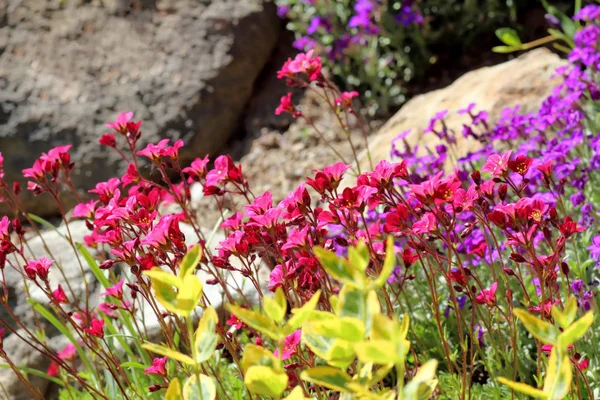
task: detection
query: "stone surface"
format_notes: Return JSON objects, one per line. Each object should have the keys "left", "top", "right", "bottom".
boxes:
{"left": 354, "top": 48, "right": 567, "bottom": 172}
{"left": 0, "top": 0, "right": 280, "bottom": 216}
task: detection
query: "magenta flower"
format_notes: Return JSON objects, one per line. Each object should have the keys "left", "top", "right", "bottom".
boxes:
{"left": 84, "top": 318, "right": 105, "bottom": 338}
{"left": 99, "top": 133, "right": 117, "bottom": 148}
{"left": 0, "top": 152, "right": 4, "bottom": 179}
{"left": 0, "top": 216, "right": 9, "bottom": 239}
{"left": 482, "top": 151, "right": 512, "bottom": 177}
{"left": 476, "top": 282, "right": 498, "bottom": 305}
{"left": 144, "top": 356, "right": 168, "bottom": 377}
{"left": 24, "top": 257, "right": 55, "bottom": 281}
{"left": 412, "top": 213, "right": 437, "bottom": 234}
{"left": 183, "top": 155, "right": 210, "bottom": 182}
{"left": 106, "top": 112, "right": 134, "bottom": 133}
{"left": 52, "top": 285, "right": 68, "bottom": 304}
{"left": 275, "top": 92, "right": 297, "bottom": 116}
{"left": 269, "top": 264, "right": 284, "bottom": 291}
{"left": 57, "top": 343, "right": 77, "bottom": 361}
{"left": 101, "top": 279, "right": 125, "bottom": 300}
{"left": 334, "top": 91, "right": 359, "bottom": 108}
{"left": 137, "top": 139, "right": 184, "bottom": 162}
{"left": 72, "top": 200, "right": 98, "bottom": 219}
{"left": 205, "top": 155, "right": 234, "bottom": 187}
{"left": 274, "top": 329, "right": 301, "bottom": 360}
{"left": 22, "top": 160, "right": 46, "bottom": 180}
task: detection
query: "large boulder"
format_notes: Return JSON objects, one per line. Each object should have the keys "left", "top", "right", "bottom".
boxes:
{"left": 0, "top": 0, "right": 280, "bottom": 216}
{"left": 355, "top": 48, "right": 567, "bottom": 171}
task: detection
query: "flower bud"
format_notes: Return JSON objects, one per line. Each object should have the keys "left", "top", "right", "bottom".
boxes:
{"left": 148, "top": 385, "right": 162, "bottom": 393}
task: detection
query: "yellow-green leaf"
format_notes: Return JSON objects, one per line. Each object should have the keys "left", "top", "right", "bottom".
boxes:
{"left": 403, "top": 360, "right": 438, "bottom": 400}
{"left": 175, "top": 275, "right": 203, "bottom": 317}
{"left": 179, "top": 244, "right": 203, "bottom": 279}
{"left": 557, "top": 312, "right": 594, "bottom": 351}
{"left": 286, "top": 290, "right": 321, "bottom": 332}
{"left": 336, "top": 286, "right": 366, "bottom": 322}
{"left": 143, "top": 268, "right": 182, "bottom": 288}
{"left": 495, "top": 27, "right": 522, "bottom": 46}
{"left": 283, "top": 386, "right": 310, "bottom": 400}
{"left": 348, "top": 240, "right": 370, "bottom": 272}
{"left": 226, "top": 304, "right": 282, "bottom": 340}
{"left": 314, "top": 247, "right": 363, "bottom": 287}
{"left": 264, "top": 290, "right": 286, "bottom": 324}
{"left": 543, "top": 350, "right": 572, "bottom": 399}
{"left": 371, "top": 236, "right": 395, "bottom": 289}
{"left": 304, "top": 316, "right": 365, "bottom": 342}
{"left": 142, "top": 343, "right": 194, "bottom": 365}
{"left": 183, "top": 374, "right": 216, "bottom": 400}
{"left": 497, "top": 377, "right": 548, "bottom": 398}
{"left": 245, "top": 365, "right": 288, "bottom": 397}
{"left": 194, "top": 307, "right": 218, "bottom": 363}
{"left": 165, "top": 379, "right": 182, "bottom": 400}
{"left": 355, "top": 340, "right": 400, "bottom": 365}
{"left": 300, "top": 366, "right": 353, "bottom": 392}
{"left": 514, "top": 309, "right": 559, "bottom": 344}
{"left": 241, "top": 344, "right": 281, "bottom": 373}
{"left": 370, "top": 313, "right": 396, "bottom": 341}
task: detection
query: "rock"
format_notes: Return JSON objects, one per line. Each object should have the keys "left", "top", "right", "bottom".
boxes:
{"left": 0, "top": 0, "right": 280, "bottom": 216}
{"left": 355, "top": 48, "right": 567, "bottom": 172}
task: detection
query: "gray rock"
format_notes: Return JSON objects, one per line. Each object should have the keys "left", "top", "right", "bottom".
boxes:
{"left": 0, "top": 0, "right": 281, "bottom": 216}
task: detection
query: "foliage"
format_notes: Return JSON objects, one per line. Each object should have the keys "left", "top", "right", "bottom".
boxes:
{"left": 275, "top": 0, "right": 535, "bottom": 114}
{"left": 0, "top": 3, "right": 599, "bottom": 400}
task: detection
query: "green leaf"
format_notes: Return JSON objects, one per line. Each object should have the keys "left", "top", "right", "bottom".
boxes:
{"left": 226, "top": 304, "right": 282, "bottom": 340}
{"left": 76, "top": 243, "right": 110, "bottom": 289}
{"left": 0, "top": 363, "right": 65, "bottom": 387}
{"left": 142, "top": 343, "right": 195, "bottom": 365}
{"left": 300, "top": 366, "right": 353, "bottom": 392}
{"left": 492, "top": 45, "right": 518, "bottom": 53}
{"left": 165, "top": 379, "right": 182, "bottom": 400}
{"left": 314, "top": 247, "right": 362, "bottom": 287}
{"left": 179, "top": 244, "right": 203, "bottom": 279}
{"left": 514, "top": 309, "right": 559, "bottom": 344}
{"left": 28, "top": 214, "right": 67, "bottom": 239}
{"left": 348, "top": 240, "right": 370, "bottom": 272}
{"left": 119, "top": 361, "right": 147, "bottom": 370}
{"left": 194, "top": 307, "right": 219, "bottom": 363}
{"left": 245, "top": 366, "right": 288, "bottom": 397}
{"left": 497, "top": 377, "right": 548, "bottom": 398}
{"left": 495, "top": 27, "right": 522, "bottom": 46}
{"left": 183, "top": 374, "right": 217, "bottom": 400}
{"left": 336, "top": 286, "right": 366, "bottom": 321}
{"left": 557, "top": 312, "right": 594, "bottom": 351}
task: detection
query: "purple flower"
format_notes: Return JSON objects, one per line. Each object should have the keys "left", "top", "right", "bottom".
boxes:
{"left": 588, "top": 235, "right": 600, "bottom": 261}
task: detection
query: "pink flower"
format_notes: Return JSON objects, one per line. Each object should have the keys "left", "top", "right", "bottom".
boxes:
{"left": 275, "top": 92, "right": 297, "bottom": 116}
{"left": 57, "top": 344, "right": 77, "bottom": 361}
{"left": 137, "top": 139, "right": 184, "bottom": 162}
{"left": 84, "top": 318, "right": 105, "bottom": 338}
{"left": 412, "top": 213, "right": 437, "bottom": 234}
{"left": 99, "top": 133, "right": 117, "bottom": 147}
{"left": 52, "top": 285, "right": 68, "bottom": 304}
{"left": 0, "top": 327, "right": 5, "bottom": 349}
{"left": 101, "top": 279, "right": 125, "bottom": 300}
{"left": 476, "top": 282, "right": 498, "bottom": 305}
{"left": 142, "top": 214, "right": 186, "bottom": 251}
{"left": 106, "top": 112, "right": 134, "bottom": 133}
{"left": 453, "top": 186, "right": 478, "bottom": 211}
{"left": 22, "top": 160, "right": 45, "bottom": 180}
{"left": 144, "top": 356, "right": 168, "bottom": 377}
{"left": 335, "top": 91, "right": 358, "bottom": 108}
{"left": 72, "top": 200, "right": 98, "bottom": 219}
{"left": 274, "top": 330, "right": 301, "bottom": 360}
{"left": 0, "top": 216, "right": 10, "bottom": 240}
{"left": 288, "top": 50, "right": 322, "bottom": 81}
{"left": 24, "top": 257, "right": 55, "bottom": 281}
{"left": 182, "top": 155, "right": 210, "bottom": 182}
{"left": 0, "top": 152, "right": 4, "bottom": 179}
{"left": 205, "top": 155, "right": 234, "bottom": 188}
{"left": 98, "top": 302, "right": 119, "bottom": 318}
{"left": 226, "top": 313, "right": 244, "bottom": 330}
{"left": 482, "top": 151, "right": 512, "bottom": 177}
{"left": 268, "top": 264, "right": 284, "bottom": 291}
{"left": 89, "top": 178, "right": 121, "bottom": 203}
